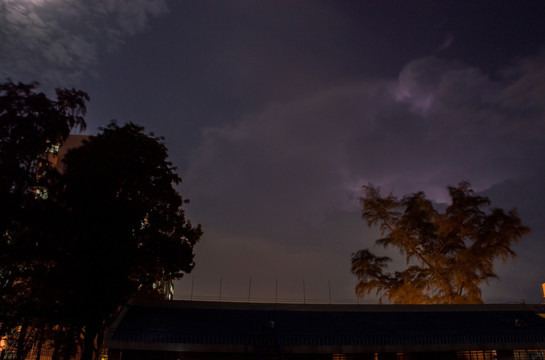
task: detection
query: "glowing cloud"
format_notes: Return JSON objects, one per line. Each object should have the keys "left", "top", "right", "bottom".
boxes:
{"left": 0, "top": 0, "right": 169, "bottom": 85}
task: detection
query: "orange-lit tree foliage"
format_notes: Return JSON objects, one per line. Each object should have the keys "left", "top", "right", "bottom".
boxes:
{"left": 351, "top": 182, "right": 529, "bottom": 304}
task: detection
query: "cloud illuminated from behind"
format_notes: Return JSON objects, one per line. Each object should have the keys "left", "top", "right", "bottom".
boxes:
{"left": 0, "top": 0, "right": 168, "bottom": 85}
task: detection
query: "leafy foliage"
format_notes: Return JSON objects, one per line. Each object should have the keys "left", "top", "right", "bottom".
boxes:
{"left": 0, "top": 80, "right": 87, "bottom": 201}
{"left": 0, "top": 80, "right": 88, "bottom": 360}
{"left": 351, "top": 182, "right": 529, "bottom": 304}
{"left": 0, "top": 81, "right": 202, "bottom": 360}
{"left": 54, "top": 122, "right": 202, "bottom": 360}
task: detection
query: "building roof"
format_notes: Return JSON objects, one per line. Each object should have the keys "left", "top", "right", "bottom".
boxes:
{"left": 106, "top": 299, "right": 545, "bottom": 354}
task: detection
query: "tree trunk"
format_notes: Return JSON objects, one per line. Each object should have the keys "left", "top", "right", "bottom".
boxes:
{"left": 51, "top": 328, "right": 63, "bottom": 360}
{"left": 62, "top": 327, "right": 75, "bottom": 360}
{"left": 96, "top": 326, "right": 105, "bottom": 360}
{"left": 81, "top": 324, "right": 98, "bottom": 360}
{"left": 16, "top": 323, "right": 29, "bottom": 360}
{"left": 35, "top": 327, "right": 44, "bottom": 360}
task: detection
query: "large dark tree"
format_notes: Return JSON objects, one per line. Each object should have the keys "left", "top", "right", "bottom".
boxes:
{"left": 0, "top": 80, "right": 88, "bottom": 360}
{"left": 351, "top": 182, "right": 529, "bottom": 304}
{"left": 1, "top": 80, "right": 201, "bottom": 360}
{"left": 56, "top": 122, "right": 202, "bottom": 360}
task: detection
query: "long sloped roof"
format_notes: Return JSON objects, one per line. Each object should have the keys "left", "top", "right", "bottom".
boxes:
{"left": 106, "top": 300, "right": 545, "bottom": 353}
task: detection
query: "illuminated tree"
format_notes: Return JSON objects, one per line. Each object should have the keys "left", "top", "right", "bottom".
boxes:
{"left": 351, "top": 182, "right": 529, "bottom": 304}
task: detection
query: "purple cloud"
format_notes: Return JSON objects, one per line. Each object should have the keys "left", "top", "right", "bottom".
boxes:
{"left": 180, "top": 53, "right": 545, "bottom": 302}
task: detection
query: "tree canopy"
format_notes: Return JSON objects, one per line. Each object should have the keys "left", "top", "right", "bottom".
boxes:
{"left": 0, "top": 80, "right": 202, "bottom": 360}
{"left": 56, "top": 121, "right": 202, "bottom": 360}
{"left": 0, "top": 80, "right": 87, "bottom": 240}
{"left": 351, "top": 182, "right": 529, "bottom": 304}
{"left": 1, "top": 80, "right": 89, "bottom": 360}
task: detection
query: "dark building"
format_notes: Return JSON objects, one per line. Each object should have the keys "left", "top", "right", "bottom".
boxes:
{"left": 105, "top": 299, "right": 545, "bottom": 360}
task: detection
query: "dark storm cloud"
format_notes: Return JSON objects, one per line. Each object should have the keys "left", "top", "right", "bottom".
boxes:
{"left": 187, "top": 53, "right": 545, "bottom": 214}
{"left": 182, "top": 53, "right": 545, "bottom": 302}
{"left": 0, "top": 0, "right": 168, "bottom": 86}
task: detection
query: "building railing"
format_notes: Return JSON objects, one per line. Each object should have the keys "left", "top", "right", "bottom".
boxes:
{"left": 106, "top": 329, "right": 545, "bottom": 348}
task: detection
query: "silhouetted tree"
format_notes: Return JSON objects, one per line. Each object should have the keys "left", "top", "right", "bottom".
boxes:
{"left": 351, "top": 182, "right": 529, "bottom": 304}
{"left": 56, "top": 122, "right": 202, "bottom": 360}
{"left": 1, "top": 81, "right": 201, "bottom": 360}
{"left": 0, "top": 80, "right": 87, "bottom": 360}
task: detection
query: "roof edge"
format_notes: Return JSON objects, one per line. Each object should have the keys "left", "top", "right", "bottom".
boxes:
{"left": 126, "top": 298, "right": 545, "bottom": 312}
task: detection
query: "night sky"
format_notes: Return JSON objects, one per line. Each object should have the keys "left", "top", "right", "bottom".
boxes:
{"left": 2, "top": 0, "right": 545, "bottom": 303}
